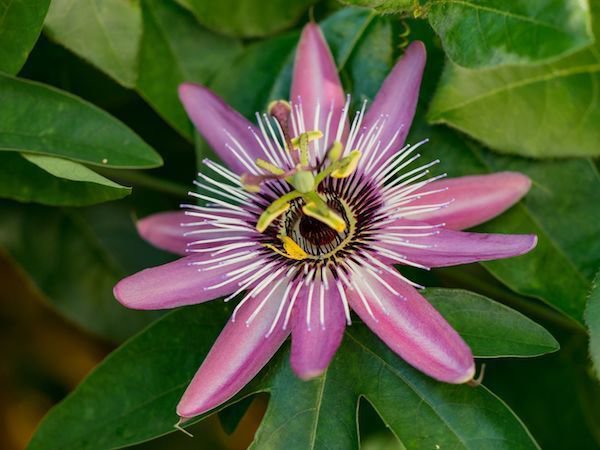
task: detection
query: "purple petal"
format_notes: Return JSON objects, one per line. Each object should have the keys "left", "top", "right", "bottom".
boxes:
{"left": 362, "top": 41, "right": 426, "bottom": 168}
{"left": 291, "top": 23, "right": 346, "bottom": 147}
{"left": 178, "top": 83, "right": 263, "bottom": 174}
{"left": 409, "top": 172, "right": 532, "bottom": 230}
{"left": 346, "top": 268, "right": 474, "bottom": 383}
{"left": 137, "top": 211, "right": 254, "bottom": 256}
{"left": 113, "top": 254, "right": 249, "bottom": 310}
{"left": 290, "top": 281, "right": 346, "bottom": 380}
{"left": 381, "top": 221, "right": 537, "bottom": 267}
{"left": 177, "top": 283, "right": 291, "bottom": 418}
{"left": 137, "top": 211, "right": 196, "bottom": 256}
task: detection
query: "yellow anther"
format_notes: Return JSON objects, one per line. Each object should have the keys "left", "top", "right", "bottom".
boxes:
{"left": 255, "top": 191, "right": 302, "bottom": 232}
{"left": 327, "top": 141, "right": 343, "bottom": 162}
{"left": 302, "top": 192, "right": 346, "bottom": 232}
{"left": 303, "top": 202, "right": 346, "bottom": 232}
{"left": 290, "top": 131, "right": 323, "bottom": 149}
{"left": 263, "top": 235, "right": 309, "bottom": 261}
{"left": 255, "top": 158, "right": 285, "bottom": 175}
{"left": 256, "top": 201, "right": 290, "bottom": 233}
{"left": 281, "top": 236, "right": 309, "bottom": 260}
{"left": 332, "top": 150, "right": 361, "bottom": 178}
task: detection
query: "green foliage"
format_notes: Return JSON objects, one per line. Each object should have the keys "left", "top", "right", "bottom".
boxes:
{"left": 338, "top": 0, "right": 593, "bottom": 69}
{"left": 337, "top": 0, "right": 413, "bottom": 15}
{"left": 0, "top": 0, "right": 50, "bottom": 74}
{"left": 176, "top": 0, "right": 316, "bottom": 38}
{"left": 428, "top": 2, "right": 600, "bottom": 158}
{"left": 0, "top": 201, "right": 167, "bottom": 342}
{"left": 0, "top": 74, "right": 161, "bottom": 168}
{"left": 44, "top": 0, "right": 142, "bottom": 87}
{"left": 0, "top": 74, "right": 161, "bottom": 206}
{"left": 137, "top": 0, "right": 243, "bottom": 139}
{"left": 585, "top": 271, "right": 600, "bottom": 377}
{"left": 424, "top": 289, "right": 559, "bottom": 357}
{"left": 0, "top": 153, "right": 130, "bottom": 206}
{"left": 42, "top": 0, "right": 243, "bottom": 140}
{"left": 27, "top": 289, "right": 554, "bottom": 450}
{"left": 427, "top": 0, "right": 594, "bottom": 68}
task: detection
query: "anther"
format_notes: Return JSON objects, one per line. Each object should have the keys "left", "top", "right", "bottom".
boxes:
{"left": 268, "top": 100, "right": 294, "bottom": 153}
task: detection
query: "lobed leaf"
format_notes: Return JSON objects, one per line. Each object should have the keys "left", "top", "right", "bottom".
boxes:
{"left": 27, "top": 289, "right": 551, "bottom": 449}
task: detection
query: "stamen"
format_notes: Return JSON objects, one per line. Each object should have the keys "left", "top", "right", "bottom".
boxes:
{"left": 256, "top": 191, "right": 301, "bottom": 232}
{"left": 302, "top": 192, "right": 346, "bottom": 233}
{"left": 263, "top": 235, "right": 309, "bottom": 261}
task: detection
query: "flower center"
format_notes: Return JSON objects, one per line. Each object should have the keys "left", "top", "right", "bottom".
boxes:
{"left": 240, "top": 99, "right": 362, "bottom": 238}
{"left": 276, "top": 193, "right": 356, "bottom": 260}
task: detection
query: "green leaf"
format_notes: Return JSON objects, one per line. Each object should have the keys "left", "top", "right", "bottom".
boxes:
{"left": 427, "top": 1, "right": 600, "bottom": 158}
{"left": 0, "top": 0, "right": 51, "bottom": 74}
{"left": 251, "top": 326, "right": 538, "bottom": 450}
{"left": 44, "top": 0, "right": 142, "bottom": 87}
{"left": 585, "top": 270, "right": 600, "bottom": 378}
{"left": 0, "top": 201, "right": 167, "bottom": 342}
{"left": 0, "top": 74, "right": 162, "bottom": 168}
{"left": 176, "top": 0, "right": 316, "bottom": 38}
{"left": 484, "top": 335, "right": 600, "bottom": 449}
{"left": 209, "top": 33, "right": 299, "bottom": 116}
{"left": 336, "top": 0, "right": 414, "bottom": 15}
{"left": 207, "top": 7, "right": 388, "bottom": 117}
{"left": 136, "top": 0, "right": 243, "bottom": 139}
{"left": 0, "top": 152, "right": 130, "bottom": 206}
{"left": 427, "top": 0, "right": 594, "bottom": 68}
{"left": 28, "top": 289, "right": 547, "bottom": 450}
{"left": 424, "top": 289, "right": 559, "bottom": 358}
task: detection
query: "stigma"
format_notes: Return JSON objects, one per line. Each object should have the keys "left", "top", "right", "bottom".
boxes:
{"left": 241, "top": 100, "right": 362, "bottom": 236}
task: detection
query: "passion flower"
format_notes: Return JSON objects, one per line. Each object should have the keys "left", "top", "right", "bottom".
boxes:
{"left": 114, "top": 23, "right": 536, "bottom": 421}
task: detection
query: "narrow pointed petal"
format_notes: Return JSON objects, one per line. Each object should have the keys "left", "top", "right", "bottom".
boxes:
{"left": 291, "top": 23, "right": 345, "bottom": 147}
{"left": 177, "top": 283, "right": 290, "bottom": 418}
{"left": 346, "top": 268, "right": 474, "bottom": 383}
{"left": 382, "top": 221, "right": 537, "bottom": 267}
{"left": 362, "top": 41, "right": 426, "bottom": 167}
{"left": 409, "top": 172, "right": 532, "bottom": 230}
{"left": 113, "top": 254, "right": 255, "bottom": 310}
{"left": 137, "top": 211, "right": 254, "bottom": 256}
{"left": 290, "top": 281, "right": 346, "bottom": 380}
{"left": 179, "top": 83, "right": 263, "bottom": 174}
{"left": 137, "top": 211, "right": 196, "bottom": 256}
